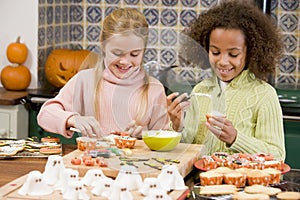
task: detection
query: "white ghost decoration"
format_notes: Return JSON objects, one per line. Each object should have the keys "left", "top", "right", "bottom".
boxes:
{"left": 115, "top": 165, "right": 143, "bottom": 191}
{"left": 43, "top": 155, "right": 65, "bottom": 185}
{"left": 157, "top": 165, "right": 186, "bottom": 191}
{"left": 91, "top": 176, "right": 114, "bottom": 197}
{"left": 143, "top": 189, "right": 172, "bottom": 200}
{"left": 54, "top": 168, "right": 79, "bottom": 192}
{"left": 18, "top": 170, "right": 53, "bottom": 196}
{"left": 81, "top": 168, "right": 107, "bottom": 187}
{"left": 139, "top": 177, "right": 165, "bottom": 196}
{"left": 62, "top": 180, "right": 89, "bottom": 200}
{"left": 107, "top": 182, "right": 133, "bottom": 200}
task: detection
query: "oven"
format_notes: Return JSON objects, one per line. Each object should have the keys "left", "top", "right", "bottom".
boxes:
{"left": 275, "top": 83, "right": 300, "bottom": 169}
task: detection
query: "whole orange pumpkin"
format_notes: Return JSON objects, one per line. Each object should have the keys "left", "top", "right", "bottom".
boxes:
{"left": 45, "top": 49, "right": 98, "bottom": 88}
{"left": 0, "top": 64, "right": 31, "bottom": 91}
{"left": 6, "top": 36, "right": 28, "bottom": 65}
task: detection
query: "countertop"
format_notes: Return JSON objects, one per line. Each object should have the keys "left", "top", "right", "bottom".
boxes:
{"left": 0, "top": 87, "right": 27, "bottom": 105}
{"left": 0, "top": 144, "right": 76, "bottom": 187}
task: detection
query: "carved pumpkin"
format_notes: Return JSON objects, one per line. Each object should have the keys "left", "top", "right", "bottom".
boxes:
{"left": 0, "top": 64, "right": 31, "bottom": 91}
{"left": 45, "top": 49, "right": 98, "bottom": 88}
{"left": 6, "top": 36, "right": 28, "bottom": 65}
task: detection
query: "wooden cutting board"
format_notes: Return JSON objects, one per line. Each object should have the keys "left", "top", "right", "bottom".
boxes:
{"left": 63, "top": 140, "right": 203, "bottom": 179}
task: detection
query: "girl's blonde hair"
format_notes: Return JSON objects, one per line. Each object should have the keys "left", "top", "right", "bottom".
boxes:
{"left": 94, "top": 8, "right": 150, "bottom": 125}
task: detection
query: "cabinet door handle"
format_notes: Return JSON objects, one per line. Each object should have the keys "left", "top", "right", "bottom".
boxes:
{"left": 279, "top": 99, "right": 297, "bottom": 103}
{"left": 283, "top": 115, "right": 300, "bottom": 121}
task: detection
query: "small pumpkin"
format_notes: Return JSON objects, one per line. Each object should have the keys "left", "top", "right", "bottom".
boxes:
{"left": 45, "top": 49, "right": 98, "bottom": 88}
{"left": 0, "top": 64, "right": 31, "bottom": 91}
{"left": 6, "top": 36, "right": 28, "bottom": 65}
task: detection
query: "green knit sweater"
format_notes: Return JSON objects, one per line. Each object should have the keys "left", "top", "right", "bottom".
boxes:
{"left": 182, "top": 70, "right": 286, "bottom": 160}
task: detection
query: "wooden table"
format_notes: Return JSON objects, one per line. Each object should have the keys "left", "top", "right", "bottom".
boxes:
{"left": 0, "top": 142, "right": 203, "bottom": 199}
{"left": 0, "top": 144, "right": 76, "bottom": 187}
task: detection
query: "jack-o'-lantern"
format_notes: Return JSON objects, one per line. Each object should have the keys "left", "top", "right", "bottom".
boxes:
{"left": 45, "top": 49, "right": 99, "bottom": 88}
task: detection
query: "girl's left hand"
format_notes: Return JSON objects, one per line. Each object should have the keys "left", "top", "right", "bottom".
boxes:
{"left": 206, "top": 116, "right": 237, "bottom": 145}
{"left": 125, "top": 120, "right": 143, "bottom": 139}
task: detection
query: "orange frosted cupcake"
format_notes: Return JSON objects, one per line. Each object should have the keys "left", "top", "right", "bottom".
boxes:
{"left": 200, "top": 171, "right": 223, "bottom": 186}
{"left": 262, "top": 168, "right": 282, "bottom": 184}
{"left": 202, "top": 156, "right": 218, "bottom": 170}
{"left": 235, "top": 167, "right": 250, "bottom": 176}
{"left": 211, "top": 167, "right": 233, "bottom": 175}
{"left": 247, "top": 169, "right": 271, "bottom": 186}
{"left": 224, "top": 172, "right": 246, "bottom": 188}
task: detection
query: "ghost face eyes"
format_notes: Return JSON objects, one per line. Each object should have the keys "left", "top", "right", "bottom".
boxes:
{"left": 52, "top": 160, "right": 61, "bottom": 166}
{"left": 75, "top": 187, "right": 82, "bottom": 191}
{"left": 125, "top": 171, "right": 132, "bottom": 174}
{"left": 167, "top": 170, "right": 173, "bottom": 174}
{"left": 156, "top": 195, "right": 163, "bottom": 199}
{"left": 104, "top": 184, "right": 111, "bottom": 188}
{"left": 35, "top": 178, "right": 42, "bottom": 182}
{"left": 70, "top": 175, "right": 77, "bottom": 178}
{"left": 121, "top": 188, "right": 127, "bottom": 192}
{"left": 94, "top": 173, "right": 102, "bottom": 177}
{"left": 149, "top": 184, "right": 157, "bottom": 188}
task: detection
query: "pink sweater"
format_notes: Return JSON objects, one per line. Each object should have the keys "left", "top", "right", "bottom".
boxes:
{"left": 37, "top": 67, "right": 170, "bottom": 138}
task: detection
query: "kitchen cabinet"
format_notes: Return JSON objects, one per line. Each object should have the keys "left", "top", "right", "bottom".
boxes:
{"left": 0, "top": 104, "right": 28, "bottom": 139}
{"left": 0, "top": 87, "right": 28, "bottom": 139}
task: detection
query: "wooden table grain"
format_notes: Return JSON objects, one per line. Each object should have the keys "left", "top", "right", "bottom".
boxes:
{"left": 0, "top": 144, "right": 77, "bottom": 187}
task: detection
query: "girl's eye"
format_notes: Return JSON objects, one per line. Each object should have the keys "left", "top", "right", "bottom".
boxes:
{"left": 229, "top": 53, "right": 239, "bottom": 57}
{"left": 211, "top": 52, "right": 220, "bottom": 56}
{"left": 113, "top": 51, "right": 122, "bottom": 56}
{"left": 130, "top": 51, "right": 141, "bottom": 57}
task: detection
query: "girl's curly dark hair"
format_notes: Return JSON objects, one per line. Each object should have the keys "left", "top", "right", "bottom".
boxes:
{"left": 184, "top": 0, "right": 283, "bottom": 81}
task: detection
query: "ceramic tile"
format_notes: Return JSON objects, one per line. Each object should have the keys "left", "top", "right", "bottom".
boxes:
{"left": 37, "top": 0, "right": 300, "bottom": 87}
{"left": 283, "top": 34, "right": 297, "bottom": 53}
{"left": 142, "top": 0, "right": 158, "bottom": 6}
{"left": 160, "top": 9, "right": 178, "bottom": 27}
{"left": 144, "top": 48, "right": 158, "bottom": 63}
{"left": 160, "top": 28, "right": 177, "bottom": 46}
{"left": 86, "top": 6, "right": 102, "bottom": 23}
{"left": 144, "top": 8, "right": 159, "bottom": 26}
{"left": 181, "top": 0, "right": 198, "bottom": 7}
{"left": 280, "top": 13, "right": 298, "bottom": 32}
{"left": 162, "top": 0, "right": 178, "bottom": 6}
{"left": 70, "top": 24, "right": 84, "bottom": 41}
{"left": 280, "top": 0, "right": 299, "bottom": 11}
{"left": 46, "top": 26, "right": 54, "bottom": 45}
{"left": 280, "top": 55, "right": 297, "bottom": 73}
{"left": 47, "top": 6, "right": 54, "bottom": 25}
{"left": 124, "top": 0, "right": 139, "bottom": 5}
{"left": 180, "top": 9, "right": 197, "bottom": 27}
{"left": 160, "top": 48, "right": 177, "bottom": 65}
{"left": 70, "top": 5, "right": 83, "bottom": 22}
{"left": 55, "top": 6, "right": 61, "bottom": 24}
{"left": 86, "top": 25, "right": 101, "bottom": 42}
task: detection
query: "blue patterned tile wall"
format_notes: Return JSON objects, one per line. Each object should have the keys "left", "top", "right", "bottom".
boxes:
{"left": 38, "top": 0, "right": 299, "bottom": 87}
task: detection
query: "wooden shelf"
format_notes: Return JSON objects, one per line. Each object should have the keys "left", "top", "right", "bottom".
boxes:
{"left": 0, "top": 87, "right": 28, "bottom": 105}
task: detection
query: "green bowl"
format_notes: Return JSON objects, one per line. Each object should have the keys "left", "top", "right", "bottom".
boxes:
{"left": 142, "top": 130, "right": 182, "bottom": 151}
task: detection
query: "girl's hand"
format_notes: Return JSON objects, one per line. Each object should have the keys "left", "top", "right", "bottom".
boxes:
{"left": 67, "top": 115, "right": 102, "bottom": 138}
{"left": 206, "top": 115, "right": 237, "bottom": 145}
{"left": 125, "top": 120, "right": 143, "bottom": 139}
{"left": 166, "top": 92, "right": 190, "bottom": 132}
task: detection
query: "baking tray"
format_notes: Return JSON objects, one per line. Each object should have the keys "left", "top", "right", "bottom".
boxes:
{"left": 0, "top": 138, "right": 62, "bottom": 158}
{"left": 188, "top": 181, "right": 300, "bottom": 200}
